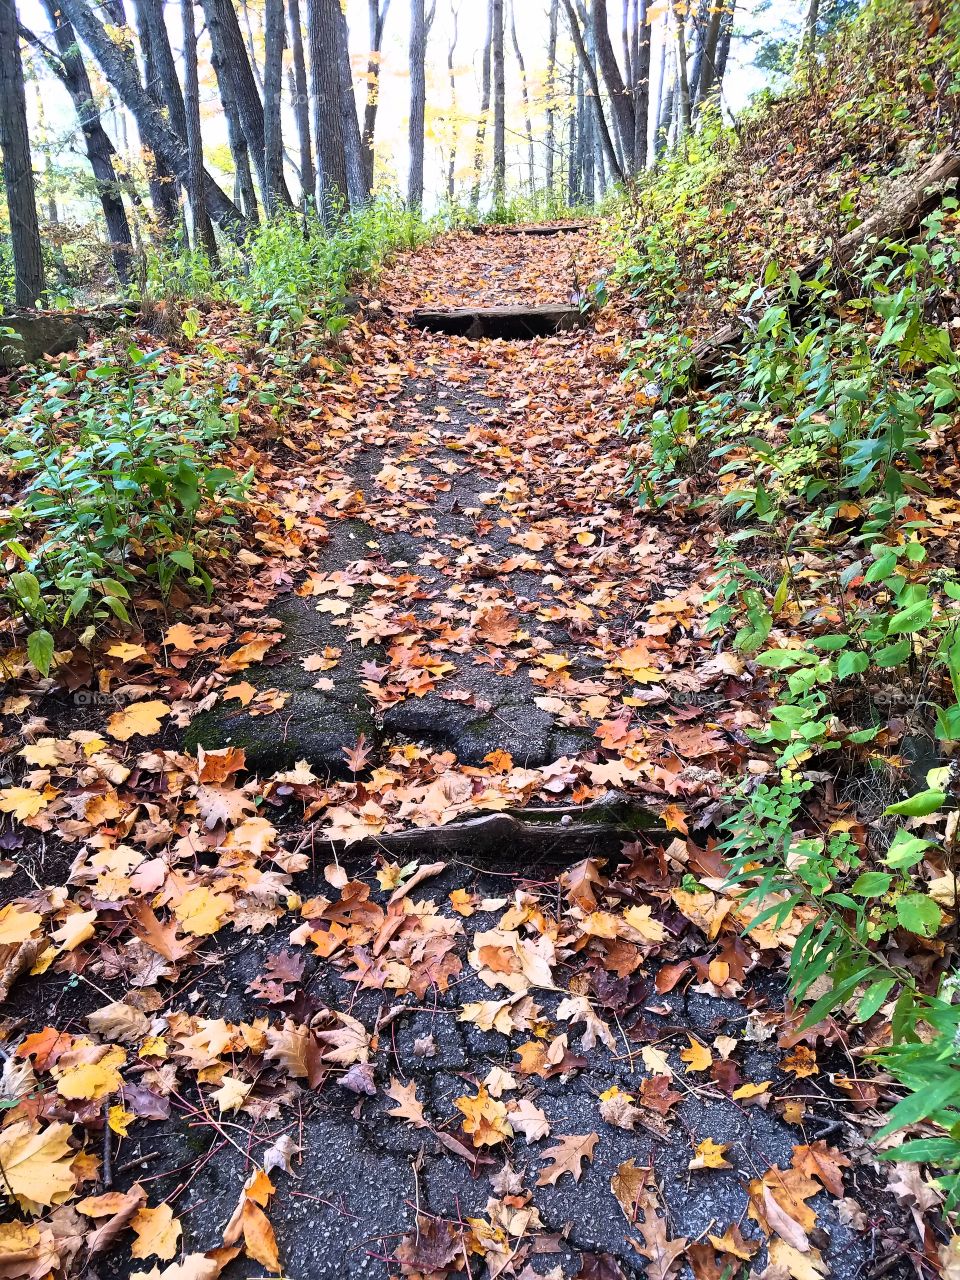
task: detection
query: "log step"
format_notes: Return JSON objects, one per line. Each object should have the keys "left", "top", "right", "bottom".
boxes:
{"left": 410, "top": 304, "right": 589, "bottom": 339}
{"left": 469, "top": 222, "right": 590, "bottom": 236}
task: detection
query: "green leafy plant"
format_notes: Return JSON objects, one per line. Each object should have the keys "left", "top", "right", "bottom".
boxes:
{"left": 1, "top": 345, "right": 250, "bottom": 671}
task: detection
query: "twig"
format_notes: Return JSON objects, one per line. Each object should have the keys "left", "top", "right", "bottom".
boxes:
{"left": 102, "top": 1101, "right": 113, "bottom": 1188}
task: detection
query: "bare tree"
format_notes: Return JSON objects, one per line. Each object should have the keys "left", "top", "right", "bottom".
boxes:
{"left": 334, "top": 3, "right": 368, "bottom": 205}
{"left": 130, "top": 0, "right": 180, "bottom": 225}
{"left": 407, "top": 0, "right": 436, "bottom": 207}
{"left": 57, "top": 0, "right": 248, "bottom": 238}
{"left": 694, "top": 0, "right": 725, "bottom": 110}
{"left": 26, "top": 0, "right": 134, "bottom": 282}
{"left": 508, "top": 0, "right": 535, "bottom": 196}
{"left": 200, "top": 0, "right": 293, "bottom": 209}
{"left": 632, "top": 0, "right": 651, "bottom": 168}
{"left": 0, "top": 0, "right": 45, "bottom": 304}
{"left": 308, "top": 0, "right": 358, "bottom": 217}
{"left": 561, "top": 0, "right": 623, "bottom": 181}
{"left": 263, "top": 0, "right": 286, "bottom": 212}
{"left": 181, "top": 0, "right": 217, "bottom": 260}
{"left": 287, "top": 0, "right": 314, "bottom": 206}
{"left": 200, "top": 4, "right": 259, "bottom": 220}
{"left": 800, "top": 0, "right": 820, "bottom": 65}
{"left": 669, "top": 0, "right": 692, "bottom": 138}
{"left": 361, "top": 0, "right": 391, "bottom": 192}
{"left": 492, "top": 0, "right": 505, "bottom": 203}
{"left": 445, "top": 3, "right": 460, "bottom": 201}
{"left": 545, "top": 0, "right": 559, "bottom": 193}
{"left": 591, "top": 0, "right": 635, "bottom": 170}
{"left": 470, "top": 0, "right": 493, "bottom": 208}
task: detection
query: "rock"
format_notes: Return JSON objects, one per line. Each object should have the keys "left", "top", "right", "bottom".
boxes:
{"left": 0, "top": 304, "right": 137, "bottom": 367}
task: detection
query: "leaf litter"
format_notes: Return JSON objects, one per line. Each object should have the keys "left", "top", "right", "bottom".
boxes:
{"left": 0, "top": 226, "right": 940, "bottom": 1278}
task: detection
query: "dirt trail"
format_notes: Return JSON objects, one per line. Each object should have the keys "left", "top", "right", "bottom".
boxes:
{"left": 0, "top": 228, "right": 896, "bottom": 1280}
{"left": 189, "top": 228, "right": 735, "bottom": 817}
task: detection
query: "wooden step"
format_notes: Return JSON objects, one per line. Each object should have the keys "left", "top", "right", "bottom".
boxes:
{"left": 469, "top": 222, "right": 590, "bottom": 236}
{"left": 410, "top": 303, "right": 589, "bottom": 339}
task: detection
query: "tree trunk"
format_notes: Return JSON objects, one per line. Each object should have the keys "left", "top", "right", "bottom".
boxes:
{"left": 621, "top": 0, "right": 631, "bottom": 88}
{"left": 32, "top": 0, "right": 134, "bottom": 282}
{"left": 200, "top": 0, "right": 293, "bottom": 210}
{"left": 407, "top": 0, "right": 429, "bottom": 207}
{"left": 361, "top": 0, "right": 390, "bottom": 194}
{"left": 446, "top": 3, "right": 459, "bottom": 201}
{"left": 562, "top": 0, "right": 624, "bottom": 182}
{"left": 632, "top": 0, "right": 650, "bottom": 169}
{"left": 508, "top": 0, "right": 535, "bottom": 197}
{"left": 568, "top": 60, "right": 580, "bottom": 206}
{"left": 591, "top": 0, "right": 635, "bottom": 173}
{"left": 491, "top": 0, "right": 506, "bottom": 204}
{"left": 800, "top": 0, "right": 820, "bottom": 65}
{"left": 131, "top": 0, "right": 187, "bottom": 138}
{"left": 0, "top": 0, "right": 45, "bottom": 305}
{"left": 263, "top": 0, "right": 286, "bottom": 213}
{"left": 686, "top": 0, "right": 709, "bottom": 103}
{"left": 715, "top": 1, "right": 735, "bottom": 87}
{"left": 669, "top": 0, "right": 691, "bottom": 139}
{"left": 130, "top": 2, "right": 180, "bottom": 226}
{"left": 545, "top": 0, "right": 559, "bottom": 193}
{"left": 57, "top": 0, "right": 248, "bottom": 239}
{"left": 693, "top": 0, "right": 723, "bottom": 110}
{"left": 201, "top": 5, "right": 259, "bottom": 221}
{"left": 287, "top": 0, "right": 315, "bottom": 207}
{"left": 307, "top": 0, "right": 348, "bottom": 217}
{"left": 470, "top": 0, "right": 493, "bottom": 209}
{"left": 334, "top": 1, "right": 368, "bottom": 205}
{"left": 140, "top": 0, "right": 216, "bottom": 253}
{"left": 655, "top": 20, "right": 673, "bottom": 157}
{"left": 181, "top": 0, "right": 217, "bottom": 260}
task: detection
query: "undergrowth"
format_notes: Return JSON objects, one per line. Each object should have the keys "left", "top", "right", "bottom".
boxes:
{"left": 607, "top": 0, "right": 960, "bottom": 1211}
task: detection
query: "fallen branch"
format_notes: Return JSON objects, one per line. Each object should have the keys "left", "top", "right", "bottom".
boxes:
{"left": 322, "top": 791, "right": 664, "bottom": 867}
{"left": 687, "top": 148, "right": 960, "bottom": 388}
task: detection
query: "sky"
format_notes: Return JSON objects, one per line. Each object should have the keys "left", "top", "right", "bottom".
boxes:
{"left": 18, "top": 0, "right": 814, "bottom": 219}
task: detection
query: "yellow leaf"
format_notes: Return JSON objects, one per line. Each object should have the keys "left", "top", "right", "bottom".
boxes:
{"left": 19, "top": 738, "right": 64, "bottom": 766}
{"left": 56, "top": 1058, "right": 124, "bottom": 1101}
{"left": 240, "top": 1199, "right": 280, "bottom": 1271}
{"left": 689, "top": 1138, "right": 732, "bottom": 1170}
{"left": 680, "top": 1035, "right": 712, "bottom": 1073}
{"left": 0, "top": 904, "right": 41, "bottom": 944}
{"left": 107, "top": 642, "right": 148, "bottom": 662}
{"left": 51, "top": 909, "right": 98, "bottom": 951}
{"left": 623, "top": 904, "right": 666, "bottom": 942}
{"left": 108, "top": 1105, "right": 136, "bottom": 1137}
{"left": 140, "top": 1036, "right": 168, "bottom": 1059}
{"left": 106, "top": 700, "right": 170, "bottom": 742}
{"left": 164, "top": 623, "right": 198, "bottom": 651}
{"left": 173, "top": 887, "right": 232, "bottom": 936}
{"left": 212, "top": 1075, "right": 252, "bottom": 1114}
{"left": 0, "top": 786, "right": 52, "bottom": 820}
{"left": 0, "top": 1121, "right": 76, "bottom": 1211}
{"left": 454, "top": 1085, "right": 513, "bottom": 1147}
{"left": 0, "top": 1221, "right": 41, "bottom": 1252}
{"left": 131, "top": 1203, "right": 182, "bottom": 1261}
{"left": 449, "top": 888, "right": 475, "bottom": 917}
{"left": 733, "top": 1080, "right": 772, "bottom": 1099}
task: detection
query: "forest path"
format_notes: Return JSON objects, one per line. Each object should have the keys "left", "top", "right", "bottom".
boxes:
{"left": 188, "top": 226, "right": 731, "bottom": 815}
{"left": 0, "top": 226, "right": 892, "bottom": 1280}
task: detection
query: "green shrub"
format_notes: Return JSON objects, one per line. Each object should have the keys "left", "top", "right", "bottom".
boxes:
{"left": 2, "top": 345, "right": 250, "bottom": 672}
